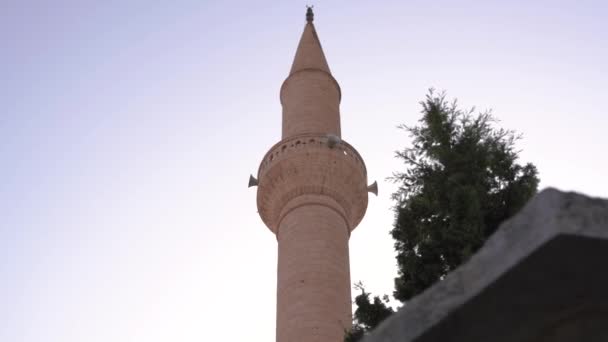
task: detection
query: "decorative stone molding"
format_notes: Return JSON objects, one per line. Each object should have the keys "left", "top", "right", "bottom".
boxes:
{"left": 256, "top": 133, "right": 368, "bottom": 233}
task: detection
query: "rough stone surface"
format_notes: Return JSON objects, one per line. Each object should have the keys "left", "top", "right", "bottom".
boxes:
{"left": 363, "top": 188, "right": 608, "bottom": 342}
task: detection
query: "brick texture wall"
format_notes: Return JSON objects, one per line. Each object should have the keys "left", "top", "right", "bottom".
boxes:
{"left": 281, "top": 69, "right": 341, "bottom": 138}
{"left": 276, "top": 203, "right": 351, "bottom": 342}
{"left": 254, "top": 18, "right": 370, "bottom": 342}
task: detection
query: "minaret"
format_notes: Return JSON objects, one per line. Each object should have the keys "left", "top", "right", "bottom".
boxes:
{"left": 250, "top": 8, "right": 376, "bottom": 342}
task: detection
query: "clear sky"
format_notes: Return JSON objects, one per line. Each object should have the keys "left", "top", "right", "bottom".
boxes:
{"left": 1, "top": 1, "right": 607, "bottom": 341}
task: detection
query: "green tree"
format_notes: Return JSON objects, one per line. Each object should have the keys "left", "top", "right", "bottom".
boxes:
{"left": 345, "top": 90, "right": 539, "bottom": 341}
{"left": 344, "top": 283, "right": 394, "bottom": 342}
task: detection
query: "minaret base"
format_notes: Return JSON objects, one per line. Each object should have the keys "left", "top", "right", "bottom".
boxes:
{"left": 276, "top": 203, "right": 351, "bottom": 342}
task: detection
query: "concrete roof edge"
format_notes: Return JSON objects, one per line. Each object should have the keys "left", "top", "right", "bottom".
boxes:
{"left": 363, "top": 188, "right": 608, "bottom": 342}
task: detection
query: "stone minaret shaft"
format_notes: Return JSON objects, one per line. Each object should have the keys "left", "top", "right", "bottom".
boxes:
{"left": 255, "top": 9, "right": 370, "bottom": 342}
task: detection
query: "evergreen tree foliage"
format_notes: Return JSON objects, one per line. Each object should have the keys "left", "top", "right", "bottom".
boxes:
{"left": 390, "top": 90, "right": 538, "bottom": 301}
{"left": 344, "top": 283, "right": 394, "bottom": 342}
{"left": 345, "top": 90, "right": 539, "bottom": 341}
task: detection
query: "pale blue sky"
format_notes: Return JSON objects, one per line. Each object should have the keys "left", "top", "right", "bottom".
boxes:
{"left": 1, "top": 1, "right": 607, "bottom": 341}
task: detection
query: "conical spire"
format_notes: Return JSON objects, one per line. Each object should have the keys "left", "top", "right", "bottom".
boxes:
{"left": 289, "top": 7, "right": 331, "bottom": 75}
{"left": 281, "top": 7, "right": 341, "bottom": 139}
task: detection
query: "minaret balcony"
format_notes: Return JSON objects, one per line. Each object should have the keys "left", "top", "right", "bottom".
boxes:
{"left": 256, "top": 133, "right": 369, "bottom": 234}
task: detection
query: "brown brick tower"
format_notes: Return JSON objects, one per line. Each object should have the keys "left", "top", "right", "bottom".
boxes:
{"left": 250, "top": 8, "right": 375, "bottom": 342}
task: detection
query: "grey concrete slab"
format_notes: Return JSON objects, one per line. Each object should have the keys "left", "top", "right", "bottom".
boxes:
{"left": 363, "top": 188, "right": 608, "bottom": 342}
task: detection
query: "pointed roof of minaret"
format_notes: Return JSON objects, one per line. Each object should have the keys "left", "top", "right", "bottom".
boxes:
{"left": 289, "top": 7, "right": 331, "bottom": 75}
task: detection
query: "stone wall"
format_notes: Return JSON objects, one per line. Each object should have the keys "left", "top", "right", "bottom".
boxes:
{"left": 363, "top": 188, "right": 608, "bottom": 342}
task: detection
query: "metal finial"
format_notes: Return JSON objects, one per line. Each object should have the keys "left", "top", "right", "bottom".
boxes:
{"left": 306, "top": 5, "right": 314, "bottom": 23}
